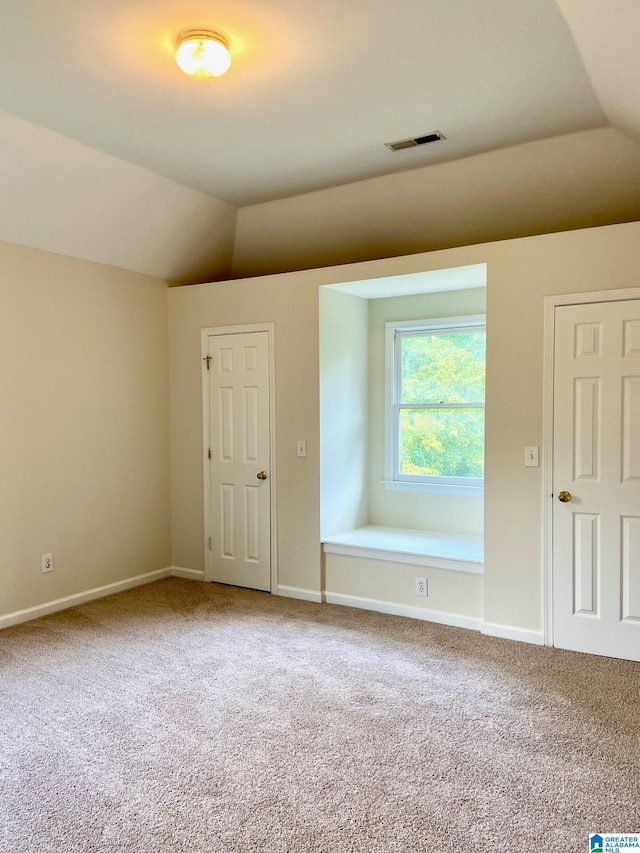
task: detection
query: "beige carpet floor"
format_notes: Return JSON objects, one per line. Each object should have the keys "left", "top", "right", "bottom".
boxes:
{"left": 1, "top": 578, "right": 639, "bottom": 852}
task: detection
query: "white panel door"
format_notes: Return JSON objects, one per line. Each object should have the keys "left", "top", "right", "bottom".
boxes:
{"left": 205, "top": 330, "right": 271, "bottom": 591}
{"left": 553, "top": 300, "right": 640, "bottom": 661}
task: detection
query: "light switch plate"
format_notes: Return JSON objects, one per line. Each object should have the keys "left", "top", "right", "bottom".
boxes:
{"left": 524, "top": 446, "right": 539, "bottom": 467}
{"left": 297, "top": 440, "right": 307, "bottom": 458}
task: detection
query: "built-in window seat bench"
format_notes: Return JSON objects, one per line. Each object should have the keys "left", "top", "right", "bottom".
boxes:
{"left": 322, "top": 526, "right": 483, "bottom": 575}
{"left": 321, "top": 526, "right": 484, "bottom": 632}
{"left": 321, "top": 527, "right": 544, "bottom": 647}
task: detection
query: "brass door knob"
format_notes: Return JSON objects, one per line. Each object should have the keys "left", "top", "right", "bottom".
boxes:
{"left": 257, "top": 471, "right": 268, "bottom": 480}
{"left": 557, "top": 490, "right": 572, "bottom": 503}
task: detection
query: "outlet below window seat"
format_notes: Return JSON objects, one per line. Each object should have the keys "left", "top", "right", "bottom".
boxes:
{"left": 322, "top": 526, "right": 483, "bottom": 575}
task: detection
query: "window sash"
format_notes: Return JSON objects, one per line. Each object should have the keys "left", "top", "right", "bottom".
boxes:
{"left": 395, "top": 325, "right": 485, "bottom": 407}
{"left": 390, "top": 320, "right": 485, "bottom": 487}
{"left": 395, "top": 406, "right": 485, "bottom": 486}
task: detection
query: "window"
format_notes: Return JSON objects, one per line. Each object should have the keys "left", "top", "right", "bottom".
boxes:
{"left": 385, "top": 315, "right": 486, "bottom": 494}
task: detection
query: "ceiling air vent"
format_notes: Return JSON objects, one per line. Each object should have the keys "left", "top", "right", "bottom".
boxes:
{"left": 385, "top": 131, "right": 446, "bottom": 152}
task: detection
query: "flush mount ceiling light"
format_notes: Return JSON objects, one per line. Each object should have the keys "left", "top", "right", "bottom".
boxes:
{"left": 175, "top": 30, "right": 231, "bottom": 79}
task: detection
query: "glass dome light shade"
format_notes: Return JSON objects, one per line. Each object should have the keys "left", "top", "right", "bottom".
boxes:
{"left": 175, "top": 31, "right": 231, "bottom": 79}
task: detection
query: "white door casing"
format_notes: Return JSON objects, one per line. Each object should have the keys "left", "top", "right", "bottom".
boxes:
{"left": 202, "top": 325, "right": 275, "bottom": 592}
{"left": 548, "top": 295, "right": 640, "bottom": 662}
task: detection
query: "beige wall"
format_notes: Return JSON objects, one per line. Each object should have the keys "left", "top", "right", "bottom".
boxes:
{"left": 481, "top": 224, "right": 640, "bottom": 631}
{"left": 168, "top": 269, "right": 325, "bottom": 593}
{"left": 367, "top": 288, "right": 486, "bottom": 535}
{"left": 170, "top": 221, "right": 640, "bottom": 634}
{"left": 0, "top": 241, "right": 171, "bottom": 618}
{"left": 7, "top": 220, "right": 639, "bottom": 636}
{"left": 231, "top": 128, "right": 640, "bottom": 279}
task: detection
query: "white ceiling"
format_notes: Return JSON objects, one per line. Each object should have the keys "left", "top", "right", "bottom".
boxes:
{"left": 0, "top": 0, "right": 611, "bottom": 207}
{"left": 1, "top": 0, "right": 639, "bottom": 283}
{"left": 555, "top": 0, "right": 640, "bottom": 143}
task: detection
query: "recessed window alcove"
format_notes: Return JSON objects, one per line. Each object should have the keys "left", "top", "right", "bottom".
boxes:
{"left": 319, "top": 263, "right": 487, "bottom": 626}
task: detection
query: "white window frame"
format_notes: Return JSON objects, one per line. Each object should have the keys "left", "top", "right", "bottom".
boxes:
{"left": 384, "top": 315, "right": 486, "bottom": 496}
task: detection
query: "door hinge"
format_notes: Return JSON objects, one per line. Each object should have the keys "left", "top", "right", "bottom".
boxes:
{"left": 203, "top": 355, "right": 212, "bottom": 370}
{"left": 208, "top": 537, "right": 212, "bottom": 551}
{"left": 208, "top": 447, "right": 211, "bottom": 460}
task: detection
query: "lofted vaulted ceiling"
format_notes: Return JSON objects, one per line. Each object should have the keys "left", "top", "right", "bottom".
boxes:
{"left": 0, "top": 0, "right": 626, "bottom": 206}
{"left": 0, "top": 0, "right": 638, "bottom": 281}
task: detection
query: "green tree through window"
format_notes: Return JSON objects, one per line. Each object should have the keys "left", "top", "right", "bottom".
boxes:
{"left": 394, "top": 325, "right": 485, "bottom": 482}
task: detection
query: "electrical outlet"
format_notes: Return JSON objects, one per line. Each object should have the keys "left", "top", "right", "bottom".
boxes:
{"left": 415, "top": 577, "right": 427, "bottom": 597}
{"left": 42, "top": 553, "right": 53, "bottom": 573}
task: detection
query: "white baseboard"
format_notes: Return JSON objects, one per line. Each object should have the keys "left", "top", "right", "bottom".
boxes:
{"left": 481, "top": 621, "right": 544, "bottom": 646}
{"left": 325, "top": 591, "right": 481, "bottom": 632}
{"left": 1, "top": 566, "right": 541, "bottom": 649}
{"left": 171, "top": 566, "right": 205, "bottom": 581}
{"left": 0, "top": 568, "right": 173, "bottom": 631}
{"left": 276, "top": 585, "right": 324, "bottom": 604}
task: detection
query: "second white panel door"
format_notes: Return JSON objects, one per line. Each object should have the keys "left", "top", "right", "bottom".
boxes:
{"left": 552, "top": 299, "right": 640, "bottom": 661}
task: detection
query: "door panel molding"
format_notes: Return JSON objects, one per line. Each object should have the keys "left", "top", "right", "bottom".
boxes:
{"left": 542, "top": 287, "right": 640, "bottom": 648}
{"left": 201, "top": 323, "right": 277, "bottom": 593}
